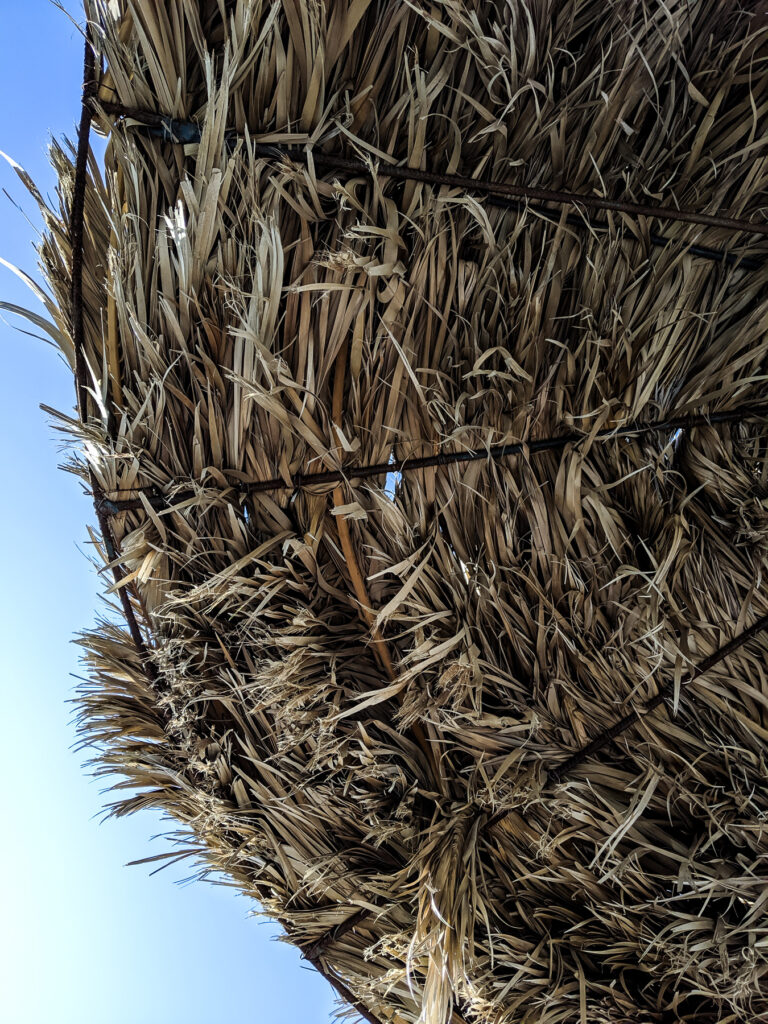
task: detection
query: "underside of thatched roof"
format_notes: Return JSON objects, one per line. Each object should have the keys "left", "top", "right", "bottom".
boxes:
{"left": 16, "top": 0, "right": 768, "bottom": 1020}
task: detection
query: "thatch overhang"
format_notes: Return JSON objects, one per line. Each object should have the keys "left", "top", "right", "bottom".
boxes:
{"left": 17, "top": 1, "right": 768, "bottom": 1020}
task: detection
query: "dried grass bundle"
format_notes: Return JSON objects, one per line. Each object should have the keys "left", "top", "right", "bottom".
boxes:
{"left": 11, "top": 0, "right": 768, "bottom": 1020}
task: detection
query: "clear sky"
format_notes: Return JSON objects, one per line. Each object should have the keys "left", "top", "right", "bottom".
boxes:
{"left": 0, "top": 3, "right": 335, "bottom": 1022}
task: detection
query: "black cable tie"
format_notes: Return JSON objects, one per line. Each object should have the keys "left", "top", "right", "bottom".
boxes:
{"left": 145, "top": 116, "right": 202, "bottom": 144}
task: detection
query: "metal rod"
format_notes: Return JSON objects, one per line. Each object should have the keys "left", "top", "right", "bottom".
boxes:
{"left": 71, "top": 38, "right": 159, "bottom": 686}
{"left": 100, "top": 405, "right": 768, "bottom": 514}
{"left": 304, "top": 148, "right": 768, "bottom": 238}
{"left": 547, "top": 610, "right": 768, "bottom": 785}
{"left": 94, "top": 99, "right": 768, "bottom": 239}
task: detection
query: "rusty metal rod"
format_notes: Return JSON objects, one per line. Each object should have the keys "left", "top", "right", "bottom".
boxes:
{"left": 71, "top": 38, "right": 159, "bottom": 686}
{"left": 547, "top": 610, "right": 768, "bottom": 785}
{"left": 94, "top": 99, "right": 768, "bottom": 238}
{"left": 99, "top": 405, "right": 768, "bottom": 514}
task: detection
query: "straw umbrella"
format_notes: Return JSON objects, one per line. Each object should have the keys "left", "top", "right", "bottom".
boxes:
{"left": 10, "top": 1, "right": 768, "bottom": 1020}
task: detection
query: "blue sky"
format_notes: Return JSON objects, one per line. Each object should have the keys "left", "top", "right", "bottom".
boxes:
{"left": 0, "top": 4, "right": 334, "bottom": 1022}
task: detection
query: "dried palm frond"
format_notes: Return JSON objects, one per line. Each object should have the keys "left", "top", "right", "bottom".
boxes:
{"left": 12, "top": 0, "right": 768, "bottom": 1021}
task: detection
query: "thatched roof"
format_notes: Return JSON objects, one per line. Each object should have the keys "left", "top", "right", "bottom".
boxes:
{"left": 16, "top": 0, "right": 768, "bottom": 1020}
